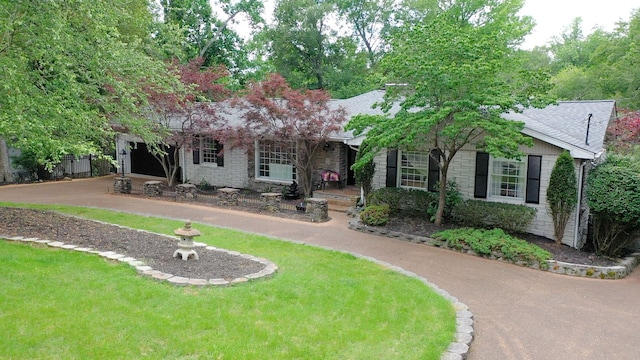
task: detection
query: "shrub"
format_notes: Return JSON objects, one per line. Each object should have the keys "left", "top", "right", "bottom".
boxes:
{"left": 354, "top": 146, "right": 375, "bottom": 205}
{"left": 368, "top": 187, "right": 437, "bottom": 216}
{"left": 367, "top": 182, "right": 461, "bottom": 220}
{"left": 432, "top": 228, "right": 551, "bottom": 267}
{"left": 360, "top": 205, "right": 390, "bottom": 226}
{"left": 451, "top": 200, "right": 537, "bottom": 233}
{"left": 547, "top": 151, "right": 577, "bottom": 244}
{"left": 586, "top": 156, "right": 640, "bottom": 256}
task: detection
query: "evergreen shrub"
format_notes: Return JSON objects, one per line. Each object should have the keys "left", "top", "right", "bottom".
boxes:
{"left": 360, "top": 204, "right": 390, "bottom": 226}
{"left": 451, "top": 200, "right": 537, "bottom": 233}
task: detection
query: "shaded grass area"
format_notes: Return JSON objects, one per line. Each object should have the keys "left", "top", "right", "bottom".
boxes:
{"left": 0, "top": 203, "right": 456, "bottom": 359}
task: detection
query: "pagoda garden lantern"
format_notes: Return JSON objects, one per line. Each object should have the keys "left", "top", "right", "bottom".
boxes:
{"left": 173, "top": 220, "right": 201, "bottom": 261}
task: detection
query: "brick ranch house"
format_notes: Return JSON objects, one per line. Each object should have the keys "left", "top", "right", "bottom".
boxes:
{"left": 116, "top": 91, "right": 617, "bottom": 248}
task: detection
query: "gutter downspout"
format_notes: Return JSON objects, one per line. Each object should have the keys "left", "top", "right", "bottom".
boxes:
{"left": 180, "top": 147, "right": 187, "bottom": 184}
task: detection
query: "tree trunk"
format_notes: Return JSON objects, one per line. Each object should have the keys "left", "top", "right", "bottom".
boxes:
{"left": 434, "top": 171, "right": 448, "bottom": 226}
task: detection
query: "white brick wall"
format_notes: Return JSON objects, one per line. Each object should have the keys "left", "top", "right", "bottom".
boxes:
{"left": 371, "top": 139, "right": 582, "bottom": 246}
{"left": 185, "top": 147, "right": 250, "bottom": 189}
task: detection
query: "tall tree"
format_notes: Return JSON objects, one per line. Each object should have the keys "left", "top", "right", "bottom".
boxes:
{"left": 231, "top": 74, "right": 346, "bottom": 197}
{"left": 0, "top": 0, "right": 172, "bottom": 171}
{"left": 146, "top": 58, "right": 231, "bottom": 186}
{"left": 158, "top": 0, "right": 264, "bottom": 77}
{"left": 335, "top": 0, "right": 394, "bottom": 68}
{"left": 268, "top": 0, "right": 335, "bottom": 90}
{"left": 346, "top": 0, "right": 552, "bottom": 225}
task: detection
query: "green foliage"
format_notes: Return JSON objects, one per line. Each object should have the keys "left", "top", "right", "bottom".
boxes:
{"left": 346, "top": 2, "right": 551, "bottom": 225}
{"left": 547, "top": 151, "right": 578, "bottom": 243}
{"left": 451, "top": 200, "right": 537, "bottom": 234}
{"left": 354, "top": 143, "right": 375, "bottom": 203}
{"left": 360, "top": 204, "right": 390, "bottom": 226}
{"left": 432, "top": 228, "right": 552, "bottom": 267}
{"left": 368, "top": 188, "right": 437, "bottom": 216}
{"left": 367, "top": 182, "right": 461, "bottom": 221}
{"left": 0, "top": 0, "right": 173, "bottom": 169}
{"left": 11, "top": 151, "right": 50, "bottom": 181}
{"left": 586, "top": 155, "right": 640, "bottom": 256}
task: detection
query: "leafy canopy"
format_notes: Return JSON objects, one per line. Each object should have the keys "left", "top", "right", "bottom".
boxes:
{"left": 0, "top": 0, "right": 174, "bottom": 169}
{"left": 346, "top": 0, "right": 552, "bottom": 225}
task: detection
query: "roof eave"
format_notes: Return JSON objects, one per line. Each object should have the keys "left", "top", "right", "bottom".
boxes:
{"left": 521, "top": 128, "right": 600, "bottom": 159}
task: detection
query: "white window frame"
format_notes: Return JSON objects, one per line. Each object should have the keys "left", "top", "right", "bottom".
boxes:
{"left": 398, "top": 150, "right": 430, "bottom": 189}
{"left": 255, "top": 139, "right": 296, "bottom": 183}
{"left": 201, "top": 137, "right": 219, "bottom": 165}
{"left": 488, "top": 157, "right": 527, "bottom": 201}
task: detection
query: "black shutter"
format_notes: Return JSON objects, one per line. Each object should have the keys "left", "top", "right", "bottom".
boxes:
{"left": 386, "top": 149, "right": 398, "bottom": 187}
{"left": 192, "top": 136, "right": 200, "bottom": 165}
{"left": 216, "top": 141, "right": 224, "bottom": 167}
{"left": 474, "top": 152, "right": 489, "bottom": 198}
{"left": 526, "top": 155, "right": 542, "bottom": 204}
{"left": 428, "top": 149, "right": 441, "bottom": 192}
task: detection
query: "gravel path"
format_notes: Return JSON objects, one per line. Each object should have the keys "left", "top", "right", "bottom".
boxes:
{"left": 0, "top": 207, "right": 265, "bottom": 280}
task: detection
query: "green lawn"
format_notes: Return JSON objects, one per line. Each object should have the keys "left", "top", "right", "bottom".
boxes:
{"left": 0, "top": 204, "right": 455, "bottom": 359}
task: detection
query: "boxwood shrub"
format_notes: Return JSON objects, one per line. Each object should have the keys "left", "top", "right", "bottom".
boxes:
{"left": 368, "top": 187, "right": 437, "bottom": 216}
{"left": 360, "top": 204, "right": 390, "bottom": 226}
{"left": 451, "top": 200, "right": 537, "bottom": 233}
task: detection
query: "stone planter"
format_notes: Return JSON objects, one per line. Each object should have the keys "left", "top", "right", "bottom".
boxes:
{"left": 260, "top": 193, "right": 282, "bottom": 212}
{"left": 218, "top": 188, "right": 240, "bottom": 206}
{"left": 113, "top": 177, "right": 132, "bottom": 194}
{"left": 305, "top": 198, "right": 328, "bottom": 222}
{"left": 176, "top": 184, "right": 197, "bottom": 200}
{"left": 143, "top": 181, "right": 163, "bottom": 197}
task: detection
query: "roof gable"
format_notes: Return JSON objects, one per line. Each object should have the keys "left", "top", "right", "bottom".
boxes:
{"left": 503, "top": 101, "right": 617, "bottom": 159}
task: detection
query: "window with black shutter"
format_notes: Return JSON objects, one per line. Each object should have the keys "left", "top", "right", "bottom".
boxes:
{"left": 427, "top": 149, "right": 441, "bottom": 192}
{"left": 474, "top": 152, "right": 489, "bottom": 198}
{"left": 386, "top": 149, "right": 398, "bottom": 187}
{"left": 526, "top": 155, "right": 542, "bottom": 204}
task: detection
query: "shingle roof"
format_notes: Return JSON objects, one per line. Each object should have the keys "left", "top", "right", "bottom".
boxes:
{"left": 333, "top": 90, "right": 617, "bottom": 158}
{"left": 502, "top": 100, "right": 617, "bottom": 159}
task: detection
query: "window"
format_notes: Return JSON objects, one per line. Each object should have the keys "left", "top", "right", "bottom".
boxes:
{"left": 257, "top": 140, "right": 296, "bottom": 181}
{"left": 489, "top": 158, "right": 526, "bottom": 199}
{"left": 202, "top": 138, "right": 218, "bottom": 164}
{"left": 192, "top": 137, "right": 223, "bottom": 166}
{"left": 387, "top": 149, "right": 440, "bottom": 190}
{"left": 475, "top": 152, "right": 541, "bottom": 203}
{"left": 399, "top": 151, "right": 429, "bottom": 189}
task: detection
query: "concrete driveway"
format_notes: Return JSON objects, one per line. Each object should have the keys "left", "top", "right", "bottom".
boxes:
{"left": 1, "top": 176, "right": 640, "bottom": 359}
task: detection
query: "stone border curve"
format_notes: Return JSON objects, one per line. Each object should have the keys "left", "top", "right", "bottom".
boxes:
{"left": 348, "top": 217, "right": 640, "bottom": 280}
{"left": 1, "top": 229, "right": 278, "bottom": 287}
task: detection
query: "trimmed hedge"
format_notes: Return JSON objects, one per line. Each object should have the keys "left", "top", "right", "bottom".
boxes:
{"left": 368, "top": 187, "right": 438, "bottom": 216}
{"left": 451, "top": 200, "right": 537, "bottom": 233}
{"left": 360, "top": 204, "right": 390, "bottom": 226}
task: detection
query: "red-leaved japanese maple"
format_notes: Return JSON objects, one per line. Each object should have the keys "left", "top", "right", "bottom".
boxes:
{"left": 607, "top": 109, "right": 640, "bottom": 154}
{"left": 146, "top": 58, "right": 231, "bottom": 185}
{"left": 231, "top": 74, "right": 346, "bottom": 197}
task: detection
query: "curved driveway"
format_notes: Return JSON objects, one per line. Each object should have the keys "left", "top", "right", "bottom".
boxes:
{"left": 2, "top": 176, "right": 640, "bottom": 359}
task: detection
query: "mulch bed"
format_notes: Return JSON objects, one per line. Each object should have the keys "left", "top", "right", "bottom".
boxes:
{"left": 383, "top": 215, "right": 620, "bottom": 267}
{"left": 0, "top": 207, "right": 264, "bottom": 280}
